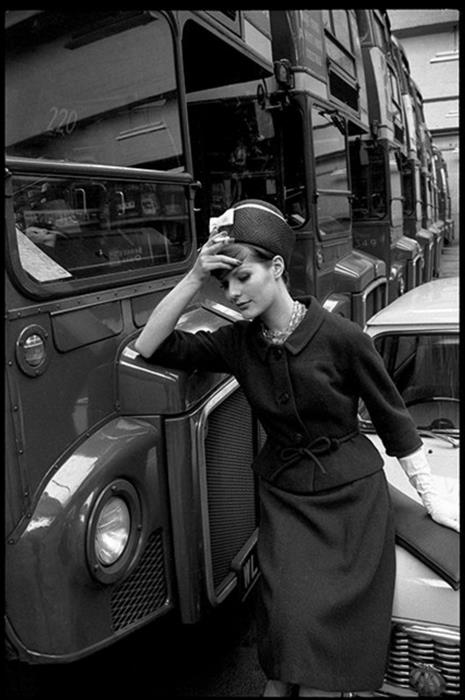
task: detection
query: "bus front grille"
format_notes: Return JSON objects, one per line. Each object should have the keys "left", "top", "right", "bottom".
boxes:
{"left": 204, "top": 388, "right": 258, "bottom": 592}
{"left": 110, "top": 529, "right": 168, "bottom": 631}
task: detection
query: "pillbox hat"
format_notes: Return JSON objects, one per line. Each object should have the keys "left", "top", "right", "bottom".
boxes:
{"left": 209, "top": 199, "right": 295, "bottom": 268}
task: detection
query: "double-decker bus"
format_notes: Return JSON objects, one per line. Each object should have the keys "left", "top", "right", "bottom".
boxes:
{"left": 5, "top": 9, "right": 269, "bottom": 665}
{"left": 350, "top": 10, "right": 424, "bottom": 300}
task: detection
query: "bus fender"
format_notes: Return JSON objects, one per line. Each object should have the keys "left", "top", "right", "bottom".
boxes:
{"left": 5, "top": 416, "right": 173, "bottom": 661}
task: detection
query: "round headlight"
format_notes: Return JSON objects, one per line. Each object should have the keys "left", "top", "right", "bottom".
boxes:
{"left": 86, "top": 479, "right": 142, "bottom": 584}
{"left": 95, "top": 497, "right": 130, "bottom": 565}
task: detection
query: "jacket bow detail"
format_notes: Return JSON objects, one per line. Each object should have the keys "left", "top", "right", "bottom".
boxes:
{"left": 278, "top": 430, "right": 359, "bottom": 475}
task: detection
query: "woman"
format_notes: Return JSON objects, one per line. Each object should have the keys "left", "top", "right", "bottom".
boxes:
{"left": 135, "top": 199, "right": 458, "bottom": 697}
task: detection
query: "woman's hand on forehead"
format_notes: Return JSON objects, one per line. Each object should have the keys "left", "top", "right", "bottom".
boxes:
{"left": 190, "top": 233, "right": 241, "bottom": 282}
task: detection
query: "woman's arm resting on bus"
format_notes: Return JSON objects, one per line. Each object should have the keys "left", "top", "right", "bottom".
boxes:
{"left": 134, "top": 233, "right": 239, "bottom": 358}
{"left": 134, "top": 272, "right": 202, "bottom": 358}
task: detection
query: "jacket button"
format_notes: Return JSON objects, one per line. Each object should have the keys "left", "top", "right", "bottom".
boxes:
{"left": 293, "top": 433, "right": 304, "bottom": 444}
{"left": 273, "top": 347, "right": 283, "bottom": 359}
{"left": 279, "top": 392, "right": 290, "bottom": 404}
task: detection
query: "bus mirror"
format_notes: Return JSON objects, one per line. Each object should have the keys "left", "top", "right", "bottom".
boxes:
{"left": 274, "top": 59, "right": 294, "bottom": 89}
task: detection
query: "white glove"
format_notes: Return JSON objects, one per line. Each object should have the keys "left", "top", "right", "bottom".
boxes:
{"left": 398, "top": 447, "right": 460, "bottom": 532}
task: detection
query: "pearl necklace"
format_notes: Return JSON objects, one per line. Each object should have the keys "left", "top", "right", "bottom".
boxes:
{"left": 262, "top": 300, "right": 307, "bottom": 345}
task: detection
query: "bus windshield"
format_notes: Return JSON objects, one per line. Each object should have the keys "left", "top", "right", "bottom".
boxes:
{"left": 5, "top": 11, "right": 184, "bottom": 171}
{"left": 11, "top": 171, "right": 192, "bottom": 285}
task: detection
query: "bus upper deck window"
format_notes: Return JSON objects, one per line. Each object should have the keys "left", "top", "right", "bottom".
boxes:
{"left": 6, "top": 11, "right": 185, "bottom": 171}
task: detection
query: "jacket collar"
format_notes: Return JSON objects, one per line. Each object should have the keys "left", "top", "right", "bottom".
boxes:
{"left": 251, "top": 295, "right": 326, "bottom": 360}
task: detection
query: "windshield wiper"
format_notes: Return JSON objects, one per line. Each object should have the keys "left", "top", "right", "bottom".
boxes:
{"left": 417, "top": 429, "right": 460, "bottom": 448}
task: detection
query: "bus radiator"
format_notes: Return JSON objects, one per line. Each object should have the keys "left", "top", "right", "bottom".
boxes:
{"left": 204, "top": 388, "right": 258, "bottom": 593}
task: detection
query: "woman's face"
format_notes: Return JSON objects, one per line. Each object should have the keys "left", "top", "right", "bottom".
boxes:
{"left": 220, "top": 252, "right": 281, "bottom": 320}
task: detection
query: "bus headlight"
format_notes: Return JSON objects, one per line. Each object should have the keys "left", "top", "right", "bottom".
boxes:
{"left": 87, "top": 479, "right": 142, "bottom": 584}
{"left": 95, "top": 497, "right": 130, "bottom": 565}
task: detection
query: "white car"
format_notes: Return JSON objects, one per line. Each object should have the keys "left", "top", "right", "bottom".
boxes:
{"left": 360, "top": 277, "right": 460, "bottom": 697}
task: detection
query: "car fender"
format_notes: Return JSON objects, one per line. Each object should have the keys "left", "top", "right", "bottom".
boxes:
{"left": 366, "top": 433, "right": 459, "bottom": 628}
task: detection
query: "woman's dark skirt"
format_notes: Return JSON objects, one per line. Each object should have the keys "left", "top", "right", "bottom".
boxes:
{"left": 255, "top": 469, "right": 396, "bottom": 692}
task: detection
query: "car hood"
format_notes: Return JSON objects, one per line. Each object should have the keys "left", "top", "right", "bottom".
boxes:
{"left": 366, "top": 433, "right": 460, "bottom": 628}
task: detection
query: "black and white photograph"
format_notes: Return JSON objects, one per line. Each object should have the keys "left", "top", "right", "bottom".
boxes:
{"left": 5, "top": 9, "right": 459, "bottom": 698}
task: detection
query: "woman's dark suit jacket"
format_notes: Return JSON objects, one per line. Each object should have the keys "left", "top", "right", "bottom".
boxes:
{"left": 147, "top": 295, "right": 422, "bottom": 493}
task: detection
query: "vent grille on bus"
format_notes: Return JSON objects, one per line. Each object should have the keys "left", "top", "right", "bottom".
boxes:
{"left": 110, "top": 529, "right": 168, "bottom": 631}
{"left": 386, "top": 624, "right": 460, "bottom": 695}
{"left": 204, "top": 388, "right": 258, "bottom": 591}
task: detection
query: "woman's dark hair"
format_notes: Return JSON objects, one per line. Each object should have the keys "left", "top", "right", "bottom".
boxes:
{"left": 212, "top": 242, "right": 290, "bottom": 287}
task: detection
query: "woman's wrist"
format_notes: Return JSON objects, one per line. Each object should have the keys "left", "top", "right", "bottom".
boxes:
{"left": 184, "top": 266, "right": 206, "bottom": 287}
